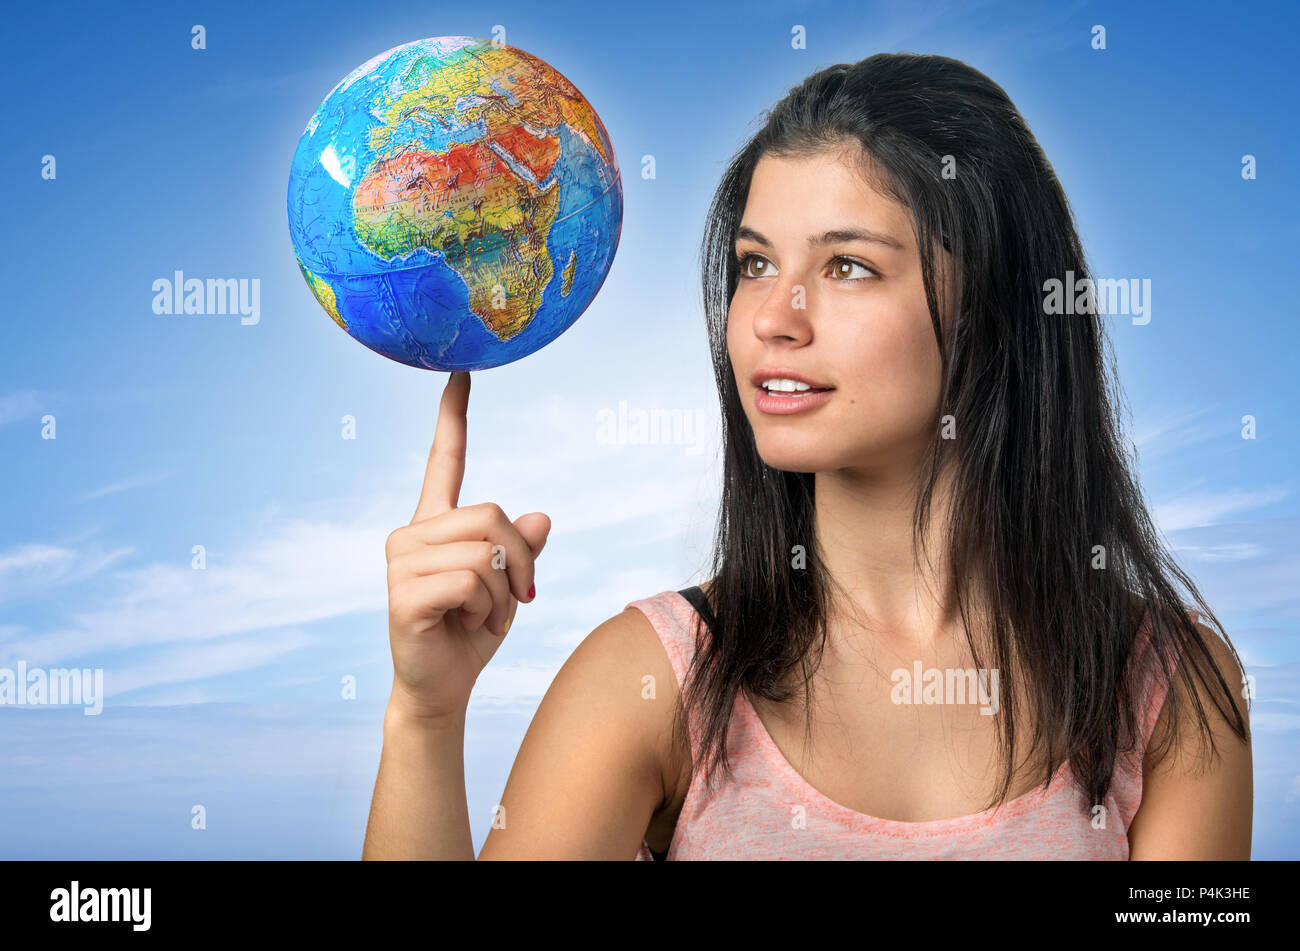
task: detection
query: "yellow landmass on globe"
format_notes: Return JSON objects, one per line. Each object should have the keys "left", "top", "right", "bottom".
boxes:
{"left": 561, "top": 249, "right": 577, "bottom": 296}
{"left": 352, "top": 138, "right": 561, "bottom": 341}
{"left": 369, "top": 41, "right": 614, "bottom": 170}
{"left": 350, "top": 39, "right": 613, "bottom": 342}
{"left": 298, "top": 262, "right": 346, "bottom": 330}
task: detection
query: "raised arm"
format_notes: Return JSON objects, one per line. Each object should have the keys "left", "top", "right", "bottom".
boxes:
{"left": 362, "top": 371, "right": 681, "bottom": 859}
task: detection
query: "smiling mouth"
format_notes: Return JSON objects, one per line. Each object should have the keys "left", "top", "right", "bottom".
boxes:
{"left": 753, "top": 382, "right": 835, "bottom": 415}
{"left": 758, "top": 383, "right": 835, "bottom": 397}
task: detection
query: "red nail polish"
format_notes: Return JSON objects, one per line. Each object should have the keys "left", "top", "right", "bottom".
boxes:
{"left": 527, "top": 583, "right": 536, "bottom": 600}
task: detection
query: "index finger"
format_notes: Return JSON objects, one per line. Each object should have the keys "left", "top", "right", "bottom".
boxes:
{"left": 412, "top": 371, "right": 470, "bottom": 523}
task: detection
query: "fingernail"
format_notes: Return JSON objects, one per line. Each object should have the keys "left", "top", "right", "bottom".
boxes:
{"left": 527, "top": 583, "right": 536, "bottom": 600}
{"left": 502, "top": 618, "right": 511, "bottom": 635}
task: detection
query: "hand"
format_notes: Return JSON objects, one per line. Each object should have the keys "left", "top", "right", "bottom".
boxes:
{"left": 383, "top": 371, "right": 550, "bottom": 723}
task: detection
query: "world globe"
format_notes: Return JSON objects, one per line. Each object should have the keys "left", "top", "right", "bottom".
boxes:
{"left": 286, "top": 36, "right": 623, "bottom": 371}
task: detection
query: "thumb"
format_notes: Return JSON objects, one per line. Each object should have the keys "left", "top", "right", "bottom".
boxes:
{"left": 513, "top": 512, "right": 552, "bottom": 557}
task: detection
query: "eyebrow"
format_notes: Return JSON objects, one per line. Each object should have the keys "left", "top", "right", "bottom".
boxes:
{"left": 735, "top": 224, "right": 905, "bottom": 252}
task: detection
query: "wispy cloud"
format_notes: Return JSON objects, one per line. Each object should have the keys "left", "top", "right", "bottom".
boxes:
{"left": 0, "top": 542, "right": 132, "bottom": 600}
{"left": 1153, "top": 488, "right": 1287, "bottom": 533}
{"left": 1163, "top": 518, "right": 1300, "bottom": 627}
{"left": 76, "top": 469, "right": 181, "bottom": 502}
{"left": 0, "top": 387, "right": 715, "bottom": 699}
{"left": 0, "top": 375, "right": 721, "bottom": 702}
{"left": 470, "top": 662, "right": 564, "bottom": 711}
{"left": 105, "top": 628, "right": 312, "bottom": 698}
{"left": 1168, "top": 542, "right": 1264, "bottom": 563}
{"left": 0, "top": 501, "right": 397, "bottom": 667}
{"left": 1131, "top": 405, "right": 1222, "bottom": 455}
{"left": 0, "top": 390, "right": 43, "bottom": 427}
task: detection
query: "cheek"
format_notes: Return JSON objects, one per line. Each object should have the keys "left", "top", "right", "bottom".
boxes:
{"left": 834, "top": 303, "right": 941, "bottom": 432}
{"left": 725, "top": 303, "right": 749, "bottom": 378}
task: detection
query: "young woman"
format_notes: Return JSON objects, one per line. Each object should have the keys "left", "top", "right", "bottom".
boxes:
{"left": 363, "top": 53, "right": 1252, "bottom": 860}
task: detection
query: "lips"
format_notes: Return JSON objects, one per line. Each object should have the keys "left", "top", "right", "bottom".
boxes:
{"left": 752, "top": 384, "right": 834, "bottom": 415}
{"left": 748, "top": 367, "right": 835, "bottom": 390}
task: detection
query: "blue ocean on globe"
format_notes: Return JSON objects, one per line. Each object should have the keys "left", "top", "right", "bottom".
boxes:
{"left": 286, "top": 36, "right": 623, "bottom": 371}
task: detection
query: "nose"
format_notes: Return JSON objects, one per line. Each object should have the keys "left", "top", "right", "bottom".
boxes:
{"left": 747, "top": 275, "right": 814, "bottom": 346}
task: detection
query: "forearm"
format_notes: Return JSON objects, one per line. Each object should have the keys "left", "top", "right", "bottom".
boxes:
{"left": 362, "top": 701, "right": 475, "bottom": 860}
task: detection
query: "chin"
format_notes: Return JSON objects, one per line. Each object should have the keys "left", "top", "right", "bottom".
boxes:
{"left": 751, "top": 437, "right": 843, "bottom": 475}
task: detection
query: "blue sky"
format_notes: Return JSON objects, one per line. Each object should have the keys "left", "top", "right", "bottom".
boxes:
{"left": 1, "top": 0, "right": 1296, "bottom": 858}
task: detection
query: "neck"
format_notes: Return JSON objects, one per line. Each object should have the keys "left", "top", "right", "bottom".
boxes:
{"left": 813, "top": 458, "right": 969, "bottom": 655}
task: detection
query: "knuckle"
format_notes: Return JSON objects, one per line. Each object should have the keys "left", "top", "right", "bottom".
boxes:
{"left": 389, "top": 592, "right": 414, "bottom": 623}
{"left": 386, "top": 551, "right": 412, "bottom": 584}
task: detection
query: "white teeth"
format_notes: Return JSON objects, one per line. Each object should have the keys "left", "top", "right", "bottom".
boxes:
{"left": 762, "top": 378, "right": 814, "bottom": 392}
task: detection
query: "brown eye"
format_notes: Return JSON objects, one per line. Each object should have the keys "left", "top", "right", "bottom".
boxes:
{"left": 829, "top": 256, "right": 874, "bottom": 281}
{"left": 737, "top": 253, "right": 773, "bottom": 279}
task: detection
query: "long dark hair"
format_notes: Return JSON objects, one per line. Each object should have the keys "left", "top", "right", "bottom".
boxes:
{"left": 677, "top": 52, "right": 1249, "bottom": 816}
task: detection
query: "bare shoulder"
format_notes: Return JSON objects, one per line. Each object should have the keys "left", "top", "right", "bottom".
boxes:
{"left": 476, "top": 604, "right": 684, "bottom": 859}
{"left": 1128, "top": 611, "right": 1253, "bottom": 859}
{"left": 1148, "top": 613, "right": 1250, "bottom": 757}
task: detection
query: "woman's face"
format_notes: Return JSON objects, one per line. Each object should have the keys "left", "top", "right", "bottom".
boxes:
{"left": 727, "top": 144, "right": 949, "bottom": 476}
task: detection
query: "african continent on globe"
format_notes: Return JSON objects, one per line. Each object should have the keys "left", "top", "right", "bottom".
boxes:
{"left": 286, "top": 36, "right": 623, "bottom": 371}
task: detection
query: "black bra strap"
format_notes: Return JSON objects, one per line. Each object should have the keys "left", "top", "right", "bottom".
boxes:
{"left": 677, "top": 584, "right": 718, "bottom": 634}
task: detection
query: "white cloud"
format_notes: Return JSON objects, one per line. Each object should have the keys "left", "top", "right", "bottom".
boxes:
{"left": 1250, "top": 713, "right": 1300, "bottom": 733}
{"left": 0, "top": 544, "right": 72, "bottom": 576}
{"left": 1153, "top": 488, "right": 1287, "bottom": 533}
{"left": 77, "top": 469, "right": 181, "bottom": 502}
{"left": 109, "top": 683, "right": 230, "bottom": 707}
{"left": 469, "top": 662, "right": 562, "bottom": 711}
{"left": 0, "top": 390, "right": 43, "bottom": 427}
{"left": 1130, "top": 404, "right": 1220, "bottom": 455}
{"left": 0, "top": 381, "right": 721, "bottom": 701}
{"left": 522, "top": 566, "right": 694, "bottom": 631}
{"left": 103, "top": 628, "right": 312, "bottom": 698}
{"left": 1169, "top": 542, "right": 1264, "bottom": 562}
{"left": 0, "top": 542, "right": 132, "bottom": 600}
{"left": 1, "top": 501, "right": 398, "bottom": 666}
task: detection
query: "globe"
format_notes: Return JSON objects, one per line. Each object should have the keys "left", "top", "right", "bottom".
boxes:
{"left": 286, "top": 36, "right": 623, "bottom": 371}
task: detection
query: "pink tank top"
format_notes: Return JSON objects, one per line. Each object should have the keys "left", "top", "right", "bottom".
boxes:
{"left": 628, "top": 589, "right": 1188, "bottom": 860}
